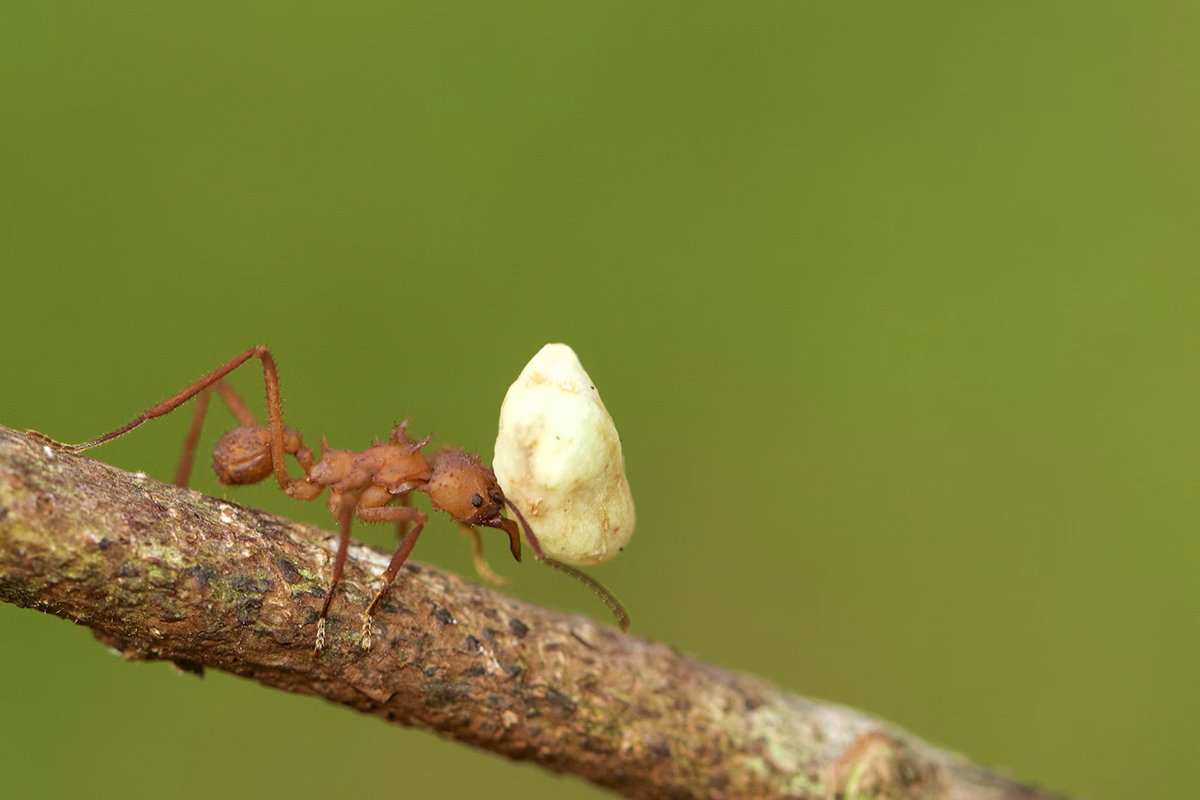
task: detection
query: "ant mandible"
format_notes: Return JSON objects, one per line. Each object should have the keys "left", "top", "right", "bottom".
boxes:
{"left": 40, "top": 345, "right": 629, "bottom": 654}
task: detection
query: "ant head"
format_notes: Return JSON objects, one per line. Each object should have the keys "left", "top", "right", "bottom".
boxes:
{"left": 427, "top": 447, "right": 527, "bottom": 562}
{"left": 426, "top": 447, "right": 504, "bottom": 524}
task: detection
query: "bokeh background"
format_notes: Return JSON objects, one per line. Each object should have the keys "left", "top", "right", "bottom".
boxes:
{"left": 1, "top": 4, "right": 1196, "bottom": 799}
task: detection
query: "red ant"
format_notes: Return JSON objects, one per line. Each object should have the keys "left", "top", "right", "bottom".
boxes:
{"left": 39, "top": 345, "right": 629, "bottom": 653}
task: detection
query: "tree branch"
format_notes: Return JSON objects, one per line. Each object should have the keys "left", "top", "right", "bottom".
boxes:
{"left": 0, "top": 424, "right": 1064, "bottom": 800}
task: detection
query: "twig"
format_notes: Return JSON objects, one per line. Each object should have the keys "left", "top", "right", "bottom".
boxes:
{"left": 0, "top": 425, "right": 1066, "bottom": 800}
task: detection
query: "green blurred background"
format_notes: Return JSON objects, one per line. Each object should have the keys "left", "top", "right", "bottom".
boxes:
{"left": 1, "top": 4, "right": 1196, "bottom": 799}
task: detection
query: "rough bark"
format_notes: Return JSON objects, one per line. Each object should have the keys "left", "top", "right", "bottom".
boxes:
{"left": 0, "top": 424, "right": 1065, "bottom": 800}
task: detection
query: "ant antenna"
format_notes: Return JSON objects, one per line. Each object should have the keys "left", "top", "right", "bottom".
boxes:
{"left": 502, "top": 497, "right": 544, "bottom": 560}
{"left": 542, "top": 558, "right": 631, "bottom": 633}
{"left": 502, "top": 497, "right": 630, "bottom": 632}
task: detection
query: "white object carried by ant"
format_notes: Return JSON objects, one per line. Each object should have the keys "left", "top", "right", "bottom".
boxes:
{"left": 494, "top": 343, "right": 634, "bottom": 570}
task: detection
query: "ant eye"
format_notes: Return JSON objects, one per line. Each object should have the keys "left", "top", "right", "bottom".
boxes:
{"left": 471, "top": 493, "right": 483, "bottom": 508}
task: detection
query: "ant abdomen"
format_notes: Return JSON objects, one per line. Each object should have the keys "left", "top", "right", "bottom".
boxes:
{"left": 213, "top": 426, "right": 274, "bottom": 485}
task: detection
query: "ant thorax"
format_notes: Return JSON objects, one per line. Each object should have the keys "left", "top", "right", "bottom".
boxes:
{"left": 308, "top": 441, "right": 431, "bottom": 496}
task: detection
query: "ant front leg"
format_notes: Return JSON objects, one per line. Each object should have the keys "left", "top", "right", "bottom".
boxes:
{"left": 460, "top": 525, "right": 510, "bottom": 587}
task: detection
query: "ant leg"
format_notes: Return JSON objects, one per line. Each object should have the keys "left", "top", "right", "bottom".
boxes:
{"left": 67, "top": 345, "right": 304, "bottom": 497}
{"left": 173, "top": 379, "right": 258, "bottom": 488}
{"left": 358, "top": 504, "right": 427, "bottom": 651}
{"left": 66, "top": 347, "right": 265, "bottom": 453}
{"left": 214, "top": 379, "right": 257, "bottom": 427}
{"left": 314, "top": 493, "right": 356, "bottom": 655}
{"left": 174, "top": 387, "right": 212, "bottom": 488}
{"left": 460, "top": 525, "right": 510, "bottom": 587}
{"left": 395, "top": 492, "right": 411, "bottom": 541}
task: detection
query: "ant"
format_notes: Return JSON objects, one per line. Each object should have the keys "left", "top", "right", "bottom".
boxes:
{"left": 35, "top": 345, "right": 629, "bottom": 654}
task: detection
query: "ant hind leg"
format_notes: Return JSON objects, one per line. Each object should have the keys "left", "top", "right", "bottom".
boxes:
{"left": 173, "top": 387, "right": 213, "bottom": 487}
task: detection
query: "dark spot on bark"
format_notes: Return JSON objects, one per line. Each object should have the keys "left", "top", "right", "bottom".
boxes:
{"left": 0, "top": 580, "right": 35, "bottom": 608}
{"left": 423, "top": 665, "right": 438, "bottom": 677}
{"left": 188, "top": 564, "right": 214, "bottom": 586}
{"left": 431, "top": 605, "right": 454, "bottom": 627}
{"left": 545, "top": 642, "right": 563, "bottom": 652}
{"left": 378, "top": 596, "right": 404, "bottom": 614}
{"left": 481, "top": 628, "right": 498, "bottom": 641}
{"left": 481, "top": 607, "right": 499, "bottom": 620}
{"left": 98, "top": 537, "right": 114, "bottom": 550}
{"left": 260, "top": 521, "right": 293, "bottom": 540}
{"left": 118, "top": 562, "right": 141, "bottom": 578}
{"left": 236, "top": 597, "right": 263, "bottom": 624}
{"left": 476, "top": 719, "right": 500, "bottom": 738}
{"left": 277, "top": 559, "right": 301, "bottom": 583}
{"left": 35, "top": 495, "right": 54, "bottom": 515}
{"left": 508, "top": 618, "right": 529, "bottom": 639}
{"left": 171, "top": 659, "right": 206, "bottom": 678}
{"left": 421, "top": 679, "right": 471, "bottom": 709}
{"left": 485, "top": 693, "right": 505, "bottom": 708}
{"left": 648, "top": 738, "right": 671, "bottom": 759}
{"left": 710, "top": 772, "right": 731, "bottom": 790}
{"left": 636, "top": 705, "right": 663, "bottom": 720}
{"left": 147, "top": 570, "right": 175, "bottom": 588}
{"left": 463, "top": 665, "right": 487, "bottom": 677}
{"left": 404, "top": 563, "right": 420, "bottom": 574}
{"left": 230, "top": 574, "right": 272, "bottom": 594}
{"left": 0, "top": 507, "right": 8, "bottom": 522}
{"left": 581, "top": 737, "right": 614, "bottom": 754}
{"left": 525, "top": 700, "right": 541, "bottom": 718}
{"left": 461, "top": 635, "right": 482, "bottom": 655}
{"left": 544, "top": 688, "right": 577, "bottom": 717}
{"left": 505, "top": 664, "right": 522, "bottom": 679}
